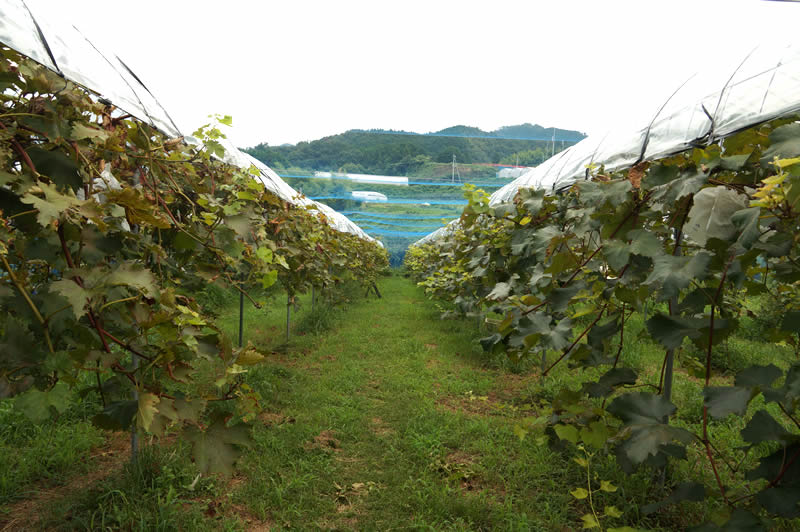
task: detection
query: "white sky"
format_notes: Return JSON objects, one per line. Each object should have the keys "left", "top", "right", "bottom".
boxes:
{"left": 25, "top": 0, "right": 800, "bottom": 148}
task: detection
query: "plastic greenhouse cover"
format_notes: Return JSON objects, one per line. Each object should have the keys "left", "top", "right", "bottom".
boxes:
{"left": 0, "top": 0, "right": 374, "bottom": 243}
{"left": 415, "top": 41, "right": 800, "bottom": 246}
{"left": 0, "top": 0, "right": 181, "bottom": 138}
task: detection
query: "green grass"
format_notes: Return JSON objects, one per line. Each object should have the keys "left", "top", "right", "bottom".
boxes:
{"left": 2, "top": 273, "right": 798, "bottom": 530}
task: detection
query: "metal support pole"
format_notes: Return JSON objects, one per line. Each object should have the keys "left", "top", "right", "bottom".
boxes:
{"left": 286, "top": 293, "right": 291, "bottom": 343}
{"left": 663, "top": 227, "right": 681, "bottom": 407}
{"left": 131, "top": 352, "right": 139, "bottom": 464}
{"left": 238, "top": 289, "right": 244, "bottom": 348}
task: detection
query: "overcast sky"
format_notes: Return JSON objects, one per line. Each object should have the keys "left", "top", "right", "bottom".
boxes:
{"left": 27, "top": 0, "right": 799, "bottom": 148}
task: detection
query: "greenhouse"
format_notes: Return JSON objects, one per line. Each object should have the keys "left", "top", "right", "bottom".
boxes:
{"left": 415, "top": 41, "right": 800, "bottom": 246}
{"left": 0, "top": 0, "right": 376, "bottom": 245}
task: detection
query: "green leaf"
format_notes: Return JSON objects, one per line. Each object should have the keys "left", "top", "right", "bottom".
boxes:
{"left": 604, "top": 505, "right": 623, "bottom": 517}
{"left": 719, "top": 508, "right": 766, "bottom": 531}
{"left": 173, "top": 398, "right": 205, "bottom": 424}
{"left": 584, "top": 368, "right": 637, "bottom": 398}
{"left": 642, "top": 481, "right": 705, "bottom": 515}
{"left": 608, "top": 392, "right": 676, "bottom": 425}
{"left": 648, "top": 169, "right": 707, "bottom": 211}
{"left": 185, "top": 416, "right": 252, "bottom": 477}
{"left": 14, "top": 382, "right": 70, "bottom": 422}
{"left": 735, "top": 364, "right": 782, "bottom": 388}
{"left": 608, "top": 393, "right": 692, "bottom": 464}
{"left": 49, "top": 279, "right": 89, "bottom": 318}
{"left": 256, "top": 246, "right": 273, "bottom": 263}
{"left": 628, "top": 229, "right": 664, "bottom": 258}
{"left": 20, "top": 182, "right": 82, "bottom": 226}
{"left": 106, "top": 263, "right": 157, "bottom": 297}
{"left": 684, "top": 187, "right": 749, "bottom": 246}
{"left": 70, "top": 122, "right": 109, "bottom": 142}
{"left": 27, "top": 147, "right": 82, "bottom": 192}
{"left": 644, "top": 252, "right": 711, "bottom": 301}
{"left": 703, "top": 386, "right": 752, "bottom": 418}
{"left": 549, "top": 283, "right": 583, "bottom": 313}
{"left": 757, "top": 486, "right": 800, "bottom": 518}
{"left": 762, "top": 122, "right": 800, "bottom": 163}
{"left": 580, "top": 421, "right": 610, "bottom": 450}
{"left": 172, "top": 231, "right": 198, "bottom": 251}
{"left": 604, "top": 240, "right": 630, "bottom": 271}
{"left": 580, "top": 513, "right": 601, "bottom": 529}
{"left": 92, "top": 400, "right": 138, "bottom": 430}
{"left": 600, "top": 480, "right": 617, "bottom": 493}
{"left": 260, "top": 270, "right": 278, "bottom": 289}
{"left": 570, "top": 487, "right": 589, "bottom": 499}
{"left": 554, "top": 424, "right": 579, "bottom": 444}
{"left": 730, "top": 207, "right": 762, "bottom": 249}
{"left": 740, "top": 410, "right": 789, "bottom": 444}
{"left": 646, "top": 313, "right": 706, "bottom": 350}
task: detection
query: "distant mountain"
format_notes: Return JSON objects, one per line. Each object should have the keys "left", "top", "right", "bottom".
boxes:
{"left": 243, "top": 123, "right": 586, "bottom": 176}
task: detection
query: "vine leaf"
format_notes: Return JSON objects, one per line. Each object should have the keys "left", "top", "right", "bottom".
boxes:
{"left": 14, "top": 382, "right": 70, "bottom": 422}
{"left": 607, "top": 393, "right": 692, "bottom": 464}
{"left": 20, "top": 182, "right": 82, "bottom": 226}
{"left": 185, "top": 416, "right": 252, "bottom": 477}
{"left": 50, "top": 279, "right": 89, "bottom": 318}
{"left": 645, "top": 314, "right": 705, "bottom": 350}
{"left": 761, "top": 122, "right": 800, "bottom": 163}
{"left": 92, "top": 400, "right": 138, "bottom": 430}
{"left": 703, "top": 386, "right": 753, "bottom": 418}
{"left": 740, "top": 410, "right": 790, "bottom": 444}
{"left": 584, "top": 368, "right": 637, "bottom": 398}
{"left": 684, "top": 187, "right": 748, "bottom": 246}
{"left": 26, "top": 147, "right": 82, "bottom": 191}
{"left": 641, "top": 481, "right": 705, "bottom": 515}
{"left": 757, "top": 486, "right": 800, "bottom": 519}
{"left": 106, "top": 263, "right": 157, "bottom": 297}
{"left": 688, "top": 508, "right": 767, "bottom": 531}
{"left": 580, "top": 513, "right": 600, "bottom": 529}
{"left": 644, "top": 252, "right": 711, "bottom": 301}
{"left": 734, "top": 364, "right": 782, "bottom": 388}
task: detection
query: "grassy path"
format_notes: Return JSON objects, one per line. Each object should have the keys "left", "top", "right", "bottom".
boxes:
{"left": 12, "top": 271, "right": 778, "bottom": 529}
{"left": 228, "top": 273, "right": 576, "bottom": 530}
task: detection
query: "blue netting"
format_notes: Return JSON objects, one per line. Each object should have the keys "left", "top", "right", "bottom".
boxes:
{"left": 339, "top": 211, "right": 459, "bottom": 220}
{"left": 360, "top": 221, "right": 444, "bottom": 229}
{"left": 310, "top": 196, "right": 467, "bottom": 205}
{"left": 281, "top": 174, "right": 511, "bottom": 187}
{"left": 363, "top": 228, "right": 432, "bottom": 237}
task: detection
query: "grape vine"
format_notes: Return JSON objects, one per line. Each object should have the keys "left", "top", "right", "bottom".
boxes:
{"left": 407, "top": 114, "right": 800, "bottom": 528}
{"left": 0, "top": 47, "right": 387, "bottom": 476}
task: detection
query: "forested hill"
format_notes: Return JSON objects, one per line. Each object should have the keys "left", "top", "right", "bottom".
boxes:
{"left": 243, "top": 123, "right": 586, "bottom": 176}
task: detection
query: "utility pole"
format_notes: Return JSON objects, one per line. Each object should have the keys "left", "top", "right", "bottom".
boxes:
{"left": 451, "top": 154, "right": 461, "bottom": 184}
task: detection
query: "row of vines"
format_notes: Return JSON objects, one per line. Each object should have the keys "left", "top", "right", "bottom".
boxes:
{"left": 0, "top": 48, "right": 387, "bottom": 475}
{"left": 406, "top": 113, "right": 800, "bottom": 529}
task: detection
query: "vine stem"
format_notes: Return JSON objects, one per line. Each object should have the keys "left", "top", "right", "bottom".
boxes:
{"left": 542, "top": 302, "right": 609, "bottom": 376}
{"left": 702, "top": 254, "right": 734, "bottom": 505}
{"left": 0, "top": 254, "right": 55, "bottom": 353}
{"left": 0, "top": 121, "right": 39, "bottom": 176}
{"left": 585, "top": 451, "right": 602, "bottom": 531}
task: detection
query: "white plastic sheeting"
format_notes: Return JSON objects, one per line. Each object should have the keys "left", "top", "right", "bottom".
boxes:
{"left": 489, "top": 42, "right": 800, "bottom": 206}
{"left": 415, "top": 41, "right": 800, "bottom": 246}
{"left": 0, "top": 0, "right": 181, "bottom": 137}
{"left": 0, "top": 0, "right": 377, "bottom": 244}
